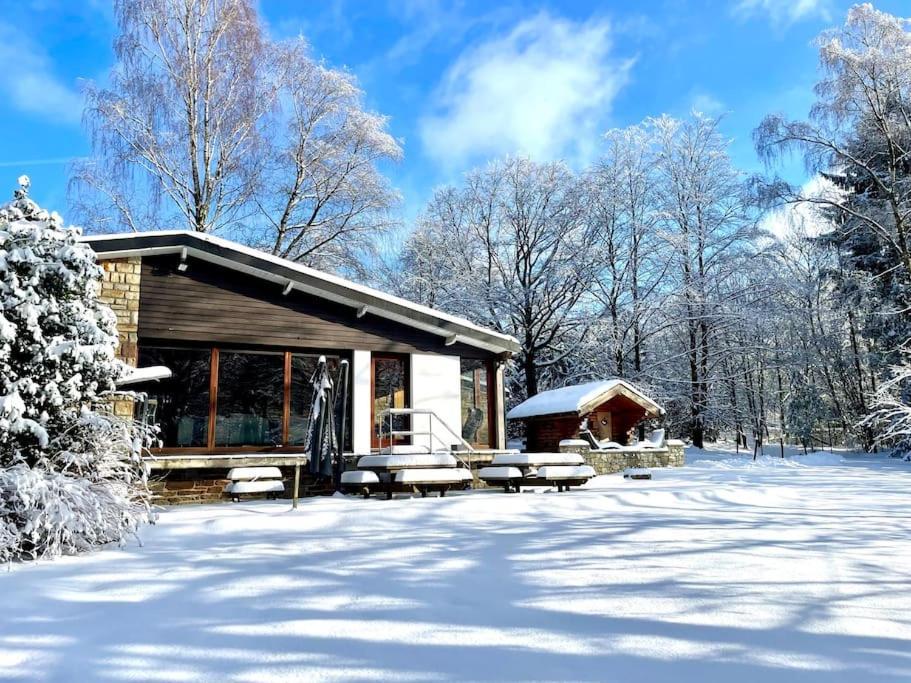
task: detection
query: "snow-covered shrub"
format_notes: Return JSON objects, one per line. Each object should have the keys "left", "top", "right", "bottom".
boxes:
{"left": 860, "top": 351, "right": 911, "bottom": 458}
{"left": 0, "top": 177, "right": 152, "bottom": 562}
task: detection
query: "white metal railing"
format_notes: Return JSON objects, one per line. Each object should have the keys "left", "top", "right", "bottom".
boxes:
{"left": 378, "top": 407, "right": 475, "bottom": 470}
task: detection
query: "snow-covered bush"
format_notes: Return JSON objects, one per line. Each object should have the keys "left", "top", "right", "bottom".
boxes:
{"left": 0, "top": 177, "right": 152, "bottom": 562}
{"left": 860, "top": 351, "right": 911, "bottom": 458}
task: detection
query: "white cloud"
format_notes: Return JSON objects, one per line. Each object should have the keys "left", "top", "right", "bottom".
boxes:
{"left": 0, "top": 22, "right": 83, "bottom": 126}
{"left": 760, "top": 175, "right": 842, "bottom": 242}
{"left": 419, "top": 13, "right": 633, "bottom": 168}
{"left": 690, "top": 92, "right": 725, "bottom": 116}
{"left": 734, "top": 0, "right": 832, "bottom": 26}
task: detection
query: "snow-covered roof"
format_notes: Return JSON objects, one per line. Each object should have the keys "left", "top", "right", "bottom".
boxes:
{"left": 81, "top": 230, "right": 519, "bottom": 355}
{"left": 507, "top": 379, "right": 664, "bottom": 420}
{"left": 116, "top": 365, "right": 172, "bottom": 386}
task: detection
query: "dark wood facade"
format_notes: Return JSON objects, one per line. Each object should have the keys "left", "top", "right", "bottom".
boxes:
{"left": 139, "top": 255, "right": 496, "bottom": 360}
{"left": 523, "top": 394, "right": 657, "bottom": 452}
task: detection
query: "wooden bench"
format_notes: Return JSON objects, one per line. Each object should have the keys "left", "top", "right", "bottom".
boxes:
{"left": 623, "top": 467, "right": 652, "bottom": 480}
{"left": 395, "top": 468, "right": 473, "bottom": 498}
{"left": 535, "top": 465, "right": 597, "bottom": 492}
{"left": 340, "top": 470, "right": 380, "bottom": 498}
{"left": 478, "top": 456, "right": 595, "bottom": 492}
{"left": 225, "top": 466, "right": 285, "bottom": 502}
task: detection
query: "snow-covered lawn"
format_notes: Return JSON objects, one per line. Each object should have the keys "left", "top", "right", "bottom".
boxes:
{"left": 3, "top": 448, "right": 911, "bottom": 682}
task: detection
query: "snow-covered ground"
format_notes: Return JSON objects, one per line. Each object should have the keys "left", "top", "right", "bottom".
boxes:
{"left": 2, "top": 447, "right": 911, "bottom": 682}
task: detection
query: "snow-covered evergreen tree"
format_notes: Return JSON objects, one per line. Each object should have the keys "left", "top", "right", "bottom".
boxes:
{"left": 0, "top": 177, "right": 152, "bottom": 562}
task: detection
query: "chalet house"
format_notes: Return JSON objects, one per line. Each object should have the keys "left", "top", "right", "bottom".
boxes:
{"left": 84, "top": 231, "right": 519, "bottom": 502}
{"left": 507, "top": 380, "right": 664, "bottom": 452}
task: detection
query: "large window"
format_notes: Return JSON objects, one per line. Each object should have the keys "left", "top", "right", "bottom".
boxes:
{"left": 214, "top": 351, "right": 285, "bottom": 446}
{"left": 137, "top": 347, "right": 211, "bottom": 447}
{"left": 461, "top": 359, "right": 492, "bottom": 447}
{"left": 136, "top": 345, "right": 350, "bottom": 450}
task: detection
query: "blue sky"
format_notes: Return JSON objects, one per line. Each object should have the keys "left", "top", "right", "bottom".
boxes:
{"left": 1, "top": 0, "right": 907, "bottom": 228}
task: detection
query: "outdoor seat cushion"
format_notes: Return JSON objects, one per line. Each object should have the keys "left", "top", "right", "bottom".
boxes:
{"left": 490, "top": 452, "right": 584, "bottom": 467}
{"left": 340, "top": 470, "right": 380, "bottom": 485}
{"left": 478, "top": 466, "right": 524, "bottom": 481}
{"left": 395, "top": 468, "right": 470, "bottom": 484}
{"left": 358, "top": 453, "right": 458, "bottom": 469}
{"left": 225, "top": 480, "right": 285, "bottom": 494}
{"left": 535, "top": 465, "right": 596, "bottom": 481}
{"left": 226, "top": 466, "right": 283, "bottom": 481}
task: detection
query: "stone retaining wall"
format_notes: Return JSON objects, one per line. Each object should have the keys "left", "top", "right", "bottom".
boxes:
{"left": 149, "top": 467, "right": 334, "bottom": 505}
{"left": 559, "top": 439, "right": 686, "bottom": 475}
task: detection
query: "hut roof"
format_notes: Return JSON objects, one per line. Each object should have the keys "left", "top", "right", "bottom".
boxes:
{"left": 507, "top": 379, "right": 664, "bottom": 420}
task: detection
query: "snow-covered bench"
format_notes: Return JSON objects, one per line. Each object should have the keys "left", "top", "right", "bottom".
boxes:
{"left": 477, "top": 466, "right": 525, "bottom": 492}
{"left": 225, "top": 466, "right": 285, "bottom": 502}
{"left": 356, "top": 452, "right": 458, "bottom": 471}
{"left": 395, "top": 468, "right": 473, "bottom": 498}
{"left": 623, "top": 467, "right": 652, "bottom": 480}
{"left": 479, "top": 455, "right": 595, "bottom": 492}
{"left": 536, "top": 465, "right": 597, "bottom": 491}
{"left": 340, "top": 470, "right": 380, "bottom": 498}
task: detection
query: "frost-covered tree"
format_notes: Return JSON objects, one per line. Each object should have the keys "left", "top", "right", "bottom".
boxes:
{"left": 755, "top": 4, "right": 911, "bottom": 368}
{"left": 0, "top": 178, "right": 151, "bottom": 562}
{"left": 250, "top": 38, "right": 402, "bottom": 275}
{"left": 71, "top": 0, "right": 400, "bottom": 275}
{"left": 861, "top": 354, "right": 911, "bottom": 457}
{"left": 391, "top": 157, "right": 596, "bottom": 399}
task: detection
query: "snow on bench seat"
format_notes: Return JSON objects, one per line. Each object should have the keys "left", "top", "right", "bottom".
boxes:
{"left": 357, "top": 453, "right": 458, "bottom": 469}
{"left": 377, "top": 444, "right": 432, "bottom": 455}
{"left": 225, "top": 480, "right": 285, "bottom": 494}
{"left": 623, "top": 467, "right": 652, "bottom": 480}
{"left": 395, "top": 468, "right": 471, "bottom": 484}
{"left": 490, "top": 452, "right": 584, "bottom": 467}
{"left": 478, "top": 466, "right": 524, "bottom": 481}
{"left": 535, "top": 465, "right": 596, "bottom": 481}
{"left": 226, "top": 466, "right": 283, "bottom": 481}
{"left": 340, "top": 471, "right": 380, "bottom": 485}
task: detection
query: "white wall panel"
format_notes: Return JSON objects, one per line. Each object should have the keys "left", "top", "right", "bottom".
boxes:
{"left": 410, "top": 354, "right": 462, "bottom": 451}
{"left": 351, "top": 350, "right": 372, "bottom": 454}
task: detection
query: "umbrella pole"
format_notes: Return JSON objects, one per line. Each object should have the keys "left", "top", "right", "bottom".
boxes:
{"left": 335, "top": 360, "right": 350, "bottom": 491}
{"left": 293, "top": 462, "right": 300, "bottom": 509}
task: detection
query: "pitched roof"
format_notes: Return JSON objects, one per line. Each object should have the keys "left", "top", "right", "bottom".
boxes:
{"left": 506, "top": 379, "right": 664, "bottom": 420}
{"left": 82, "top": 231, "right": 519, "bottom": 355}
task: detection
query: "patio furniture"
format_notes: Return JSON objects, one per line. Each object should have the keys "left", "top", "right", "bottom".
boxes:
{"left": 478, "top": 452, "right": 594, "bottom": 492}
{"left": 636, "top": 429, "right": 666, "bottom": 450}
{"left": 395, "top": 468, "right": 473, "bottom": 497}
{"left": 578, "top": 429, "right": 625, "bottom": 451}
{"left": 225, "top": 466, "right": 285, "bottom": 502}
{"left": 536, "top": 465, "right": 597, "bottom": 492}
{"left": 340, "top": 470, "right": 380, "bottom": 498}
{"left": 623, "top": 467, "right": 652, "bottom": 480}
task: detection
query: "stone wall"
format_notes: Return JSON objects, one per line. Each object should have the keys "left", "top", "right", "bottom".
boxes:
{"left": 150, "top": 467, "right": 335, "bottom": 505}
{"left": 559, "top": 439, "right": 686, "bottom": 474}
{"left": 98, "top": 257, "right": 142, "bottom": 419}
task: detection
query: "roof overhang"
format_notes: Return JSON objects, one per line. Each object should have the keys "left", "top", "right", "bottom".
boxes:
{"left": 82, "top": 231, "right": 520, "bottom": 355}
{"left": 578, "top": 383, "right": 664, "bottom": 417}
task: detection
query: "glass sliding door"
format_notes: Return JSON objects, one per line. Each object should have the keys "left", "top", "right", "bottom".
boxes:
{"left": 288, "top": 353, "right": 350, "bottom": 450}
{"left": 136, "top": 347, "right": 211, "bottom": 447}
{"left": 460, "top": 359, "right": 493, "bottom": 448}
{"left": 372, "top": 354, "right": 409, "bottom": 448}
{"left": 214, "top": 351, "right": 285, "bottom": 446}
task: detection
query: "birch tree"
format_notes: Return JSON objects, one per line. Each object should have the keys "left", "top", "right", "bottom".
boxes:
{"left": 73, "top": 0, "right": 272, "bottom": 234}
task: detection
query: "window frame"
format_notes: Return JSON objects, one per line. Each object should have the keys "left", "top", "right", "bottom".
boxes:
{"left": 460, "top": 358, "right": 496, "bottom": 449}
{"left": 139, "top": 344, "right": 351, "bottom": 454}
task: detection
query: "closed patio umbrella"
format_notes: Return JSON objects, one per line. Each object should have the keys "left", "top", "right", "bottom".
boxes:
{"left": 306, "top": 356, "right": 336, "bottom": 479}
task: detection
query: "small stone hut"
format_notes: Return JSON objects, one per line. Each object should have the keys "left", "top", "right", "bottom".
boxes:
{"left": 508, "top": 380, "right": 664, "bottom": 452}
